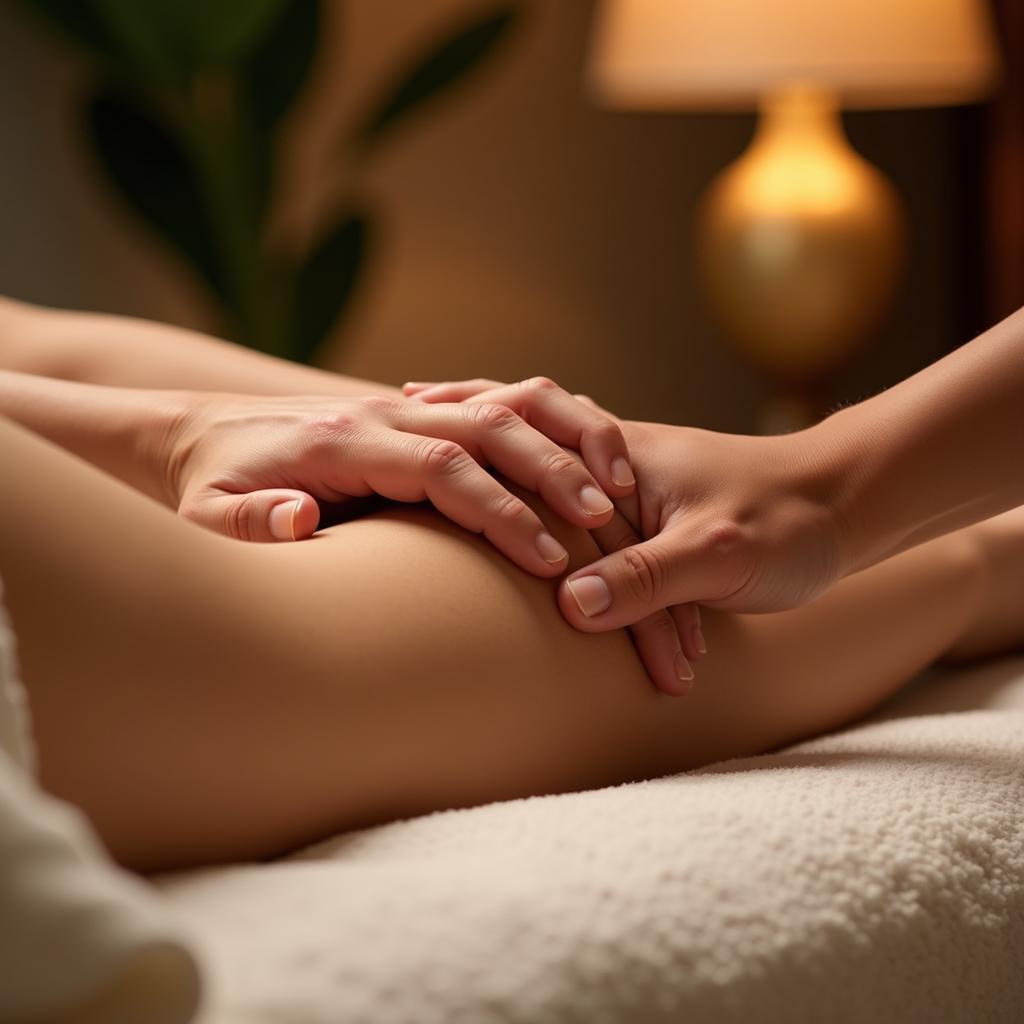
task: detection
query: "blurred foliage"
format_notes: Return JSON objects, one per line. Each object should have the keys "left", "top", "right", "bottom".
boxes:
{"left": 18, "top": 0, "right": 520, "bottom": 363}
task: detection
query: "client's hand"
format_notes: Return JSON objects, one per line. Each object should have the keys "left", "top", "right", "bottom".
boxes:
{"left": 164, "top": 389, "right": 634, "bottom": 579}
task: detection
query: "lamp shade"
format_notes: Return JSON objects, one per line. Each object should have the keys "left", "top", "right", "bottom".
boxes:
{"left": 589, "top": 0, "right": 1000, "bottom": 110}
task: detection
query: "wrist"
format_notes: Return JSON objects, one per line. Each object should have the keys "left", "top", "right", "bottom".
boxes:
{"left": 794, "top": 406, "right": 877, "bottom": 580}
{"left": 137, "top": 389, "right": 206, "bottom": 509}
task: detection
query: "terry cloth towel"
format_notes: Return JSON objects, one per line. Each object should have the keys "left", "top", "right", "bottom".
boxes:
{"left": 162, "top": 660, "right": 1024, "bottom": 1024}
{"left": 0, "top": 574, "right": 202, "bottom": 1024}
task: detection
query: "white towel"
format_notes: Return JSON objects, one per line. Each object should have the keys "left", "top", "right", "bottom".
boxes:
{"left": 162, "top": 661, "right": 1024, "bottom": 1024}
{"left": 0, "top": 576, "right": 202, "bottom": 1024}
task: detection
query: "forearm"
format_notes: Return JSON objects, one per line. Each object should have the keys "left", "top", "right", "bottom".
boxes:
{"left": 0, "top": 369, "right": 180, "bottom": 503}
{"left": 813, "top": 306, "right": 1024, "bottom": 575}
{"left": 0, "top": 296, "right": 398, "bottom": 398}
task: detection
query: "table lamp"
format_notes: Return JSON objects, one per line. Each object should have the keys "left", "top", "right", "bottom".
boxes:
{"left": 588, "top": 0, "right": 1000, "bottom": 430}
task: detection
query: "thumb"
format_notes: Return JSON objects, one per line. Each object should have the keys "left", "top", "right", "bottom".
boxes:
{"left": 181, "top": 488, "right": 321, "bottom": 543}
{"left": 558, "top": 530, "right": 736, "bottom": 631}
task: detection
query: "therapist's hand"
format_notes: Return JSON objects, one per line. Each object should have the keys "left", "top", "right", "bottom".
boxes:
{"left": 406, "top": 378, "right": 845, "bottom": 623}
{"left": 163, "top": 390, "right": 634, "bottom": 578}
{"left": 404, "top": 379, "right": 708, "bottom": 693}
{"left": 555, "top": 419, "right": 844, "bottom": 626}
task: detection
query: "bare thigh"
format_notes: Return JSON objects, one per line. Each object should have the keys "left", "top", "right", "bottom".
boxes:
{"left": 1, "top": 417, "right": 655, "bottom": 868}
{"left": 0, "top": 417, "right": 978, "bottom": 870}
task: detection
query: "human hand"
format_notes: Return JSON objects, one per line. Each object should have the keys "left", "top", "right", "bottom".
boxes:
{"left": 556, "top": 418, "right": 844, "bottom": 623}
{"left": 162, "top": 389, "right": 636, "bottom": 579}
{"left": 406, "top": 378, "right": 846, "bottom": 670}
{"left": 404, "top": 379, "right": 707, "bottom": 693}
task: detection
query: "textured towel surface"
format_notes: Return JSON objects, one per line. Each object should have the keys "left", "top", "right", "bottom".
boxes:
{"left": 162, "top": 658, "right": 1024, "bottom": 1024}
{"left": 0, "top": 576, "right": 34, "bottom": 775}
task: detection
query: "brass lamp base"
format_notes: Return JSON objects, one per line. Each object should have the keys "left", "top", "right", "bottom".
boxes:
{"left": 697, "top": 84, "right": 906, "bottom": 432}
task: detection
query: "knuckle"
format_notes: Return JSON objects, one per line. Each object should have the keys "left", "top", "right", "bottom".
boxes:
{"left": 421, "top": 438, "right": 469, "bottom": 475}
{"left": 523, "top": 375, "right": 560, "bottom": 395}
{"left": 490, "top": 491, "right": 530, "bottom": 525}
{"left": 225, "top": 499, "right": 255, "bottom": 542}
{"left": 699, "top": 520, "right": 754, "bottom": 598}
{"left": 644, "top": 610, "right": 678, "bottom": 640}
{"left": 308, "top": 411, "right": 361, "bottom": 451}
{"left": 469, "top": 401, "right": 518, "bottom": 432}
{"left": 540, "top": 448, "right": 582, "bottom": 479}
{"left": 620, "top": 545, "right": 665, "bottom": 605}
{"left": 704, "top": 520, "right": 745, "bottom": 555}
{"left": 591, "top": 418, "right": 622, "bottom": 444}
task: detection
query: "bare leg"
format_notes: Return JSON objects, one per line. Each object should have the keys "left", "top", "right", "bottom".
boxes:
{"left": 0, "top": 296, "right": 397, "bottom": 397}
{"left": 942, "top": 507, "right": 1024, "bottom": 662}
{"left": 0, "top": 417, "right": 999, "bottom": 872}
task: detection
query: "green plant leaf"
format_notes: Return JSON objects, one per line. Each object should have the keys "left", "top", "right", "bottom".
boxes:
{"left": 189, "top": 0, "right": 286, "bottom": 66}
{"left": 15, "top": 0, "right": 122, "bottom": 64}
{"left": 246, "top": 0, "right": 320, "bottom": 128}
{"left": 86, "top": 88, "right": 227, "bottom": 301}
{"left": 86, "top": 0, "right": 284, "bottom": 84}
{"left": 353, "top": 5, "right": 519, "bottom": 151}
{"left": 90, "top": 0, "right": 188, "bottom": 85}
{"left": 243, "top": 0, "right": 320, "bottom": 219}
{"left": 291, "top": 213, "right": 370, "bottom": 364}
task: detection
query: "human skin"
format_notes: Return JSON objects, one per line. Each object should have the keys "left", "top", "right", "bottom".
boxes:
{"left": 407, "top": 306, "right": 1024, "bottom": 631}
{"left": 0, "top": 368, "right": 635, "bottom": 573}
{"left": 0, "top": 293, "right": 637, "bottom": 571}
{"left": 0, "top": 295, "right": 399, "bottom": 399}
{"left": 3, "top": 413, "right": 1018, "bottom": 875}
{"left": 0, "top": 296, "right": 701, "bottom": 690}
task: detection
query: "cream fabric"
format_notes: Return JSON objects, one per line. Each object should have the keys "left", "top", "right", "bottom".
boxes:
{"left": 0, "top": 575, "right": 33, "bottom": 777}
{"left": 3, "top": 561, "right": 1022, "bottom": 1023}
{"left": 163, "top": 658, "right": 1024, "bottom": 1024}
{"left": 0, "top": 577, "right": 202, "bottom": 1024}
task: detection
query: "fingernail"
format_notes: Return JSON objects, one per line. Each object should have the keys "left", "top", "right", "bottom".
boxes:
{"left": 579, "top": 484, "right": 613, "bottom": 516}
{"left": 269, "top": 499, "right": 300, "bottom": 541}
{"left": 692, "top": 624, "right": 707, "bottom": 656}
{"left": 565, "top": 575, "right": 612, "bottom": 617}
{"left": 536, "top": 531, "right": 569, "bottom": 565}
{"left": 610, "top": 457, "right": 635, "bottom": 488}
{"left": 674, "top": 651, "right": 695, "bottom": 689}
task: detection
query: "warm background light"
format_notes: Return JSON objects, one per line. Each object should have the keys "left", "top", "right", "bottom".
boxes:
{"left": 588, "top": 0, "right": 1000, "bottom": 429}
{"left": 589, "top": 0, "right": 1000, "bottom": 110}
{"left": 1, "top": 2, "right": 1015, "bottom": 434}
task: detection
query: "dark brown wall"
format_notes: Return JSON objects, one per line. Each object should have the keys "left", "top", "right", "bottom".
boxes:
{"left": 0, "top": 1, "right": 997, "bottom": 431}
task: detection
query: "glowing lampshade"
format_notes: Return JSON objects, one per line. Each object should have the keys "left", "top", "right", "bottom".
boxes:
{"left": 586, "top": 0, "right": 1000, "bottom": 431}
{"left": 589, "top": 0, "right": 1000, "bottom": 111}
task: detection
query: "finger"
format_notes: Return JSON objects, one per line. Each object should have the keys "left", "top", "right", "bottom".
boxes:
{"left": 589, "top": 509, "right": 693, "bottom": 694}
{"left": 407, "top": 378, "right": 633, "bottom": 497}
{"left": 380, "top": 400, "right": 617, "bottom": 530}
{"left": 629, "top": 610, "right": 695, "bottom": 696}
{"left": 342, "top": 430, "right": 572, "bottom": 578}
{"left": 180, "top": 488, "right": 321, "bottom": 543}
{"left": 671, "top": 602, "right": 707, "bottom": 661}
{"left": 460, "top": 378, "right": 635, "bottom": 497}
{"left": 557, "top": 525, "right": 741, "bottom": 631}
{"left": 403, "top": 379, "right": 505, "bottom": 401}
